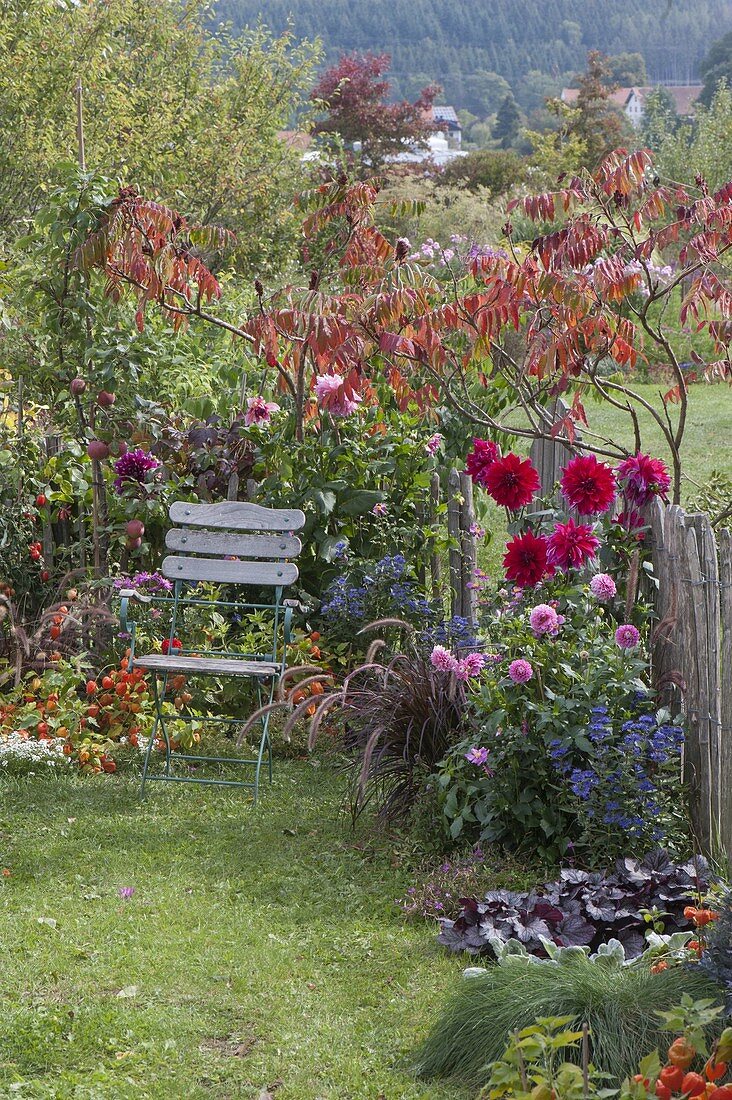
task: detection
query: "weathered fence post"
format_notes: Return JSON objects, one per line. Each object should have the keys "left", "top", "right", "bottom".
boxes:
{"left": 719, "top": 528, "right": 732, "bottom": 862}
{"left": 447, "top": 468, "right": 462, "bottom": 621}
{"left": 459, "top": 472, "right": 478, "bottom": 629}
{"left": 428, "top": 472, "right": 443, "bottom": 615}
{"left": 529, "top": 397, "right": 579, "bottom": 498}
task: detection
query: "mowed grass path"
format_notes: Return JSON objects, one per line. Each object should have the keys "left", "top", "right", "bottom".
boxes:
{"left": 0, "top": 766, "right": 466, "bottom": 1100}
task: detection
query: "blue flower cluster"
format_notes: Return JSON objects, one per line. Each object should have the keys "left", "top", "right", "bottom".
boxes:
{"left": 425, "top": 615, "right": 479, "bottom": 652}
{"left": 549, "top": 706, "right": 684, "bottom": 844}
{"left": 320, "top": 575, "right": 368, "bottom": 620}
{"left": 319, "top": 555, "right": 434, "bottom": 627}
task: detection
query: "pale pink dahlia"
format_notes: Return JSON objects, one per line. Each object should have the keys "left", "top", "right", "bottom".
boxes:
{"left": 508, "top": 658, "right": 534, "bottom": 684}
{"left": 245, "top": 396, "right": 280, "bottom": 426}
{"left": 529, "top": 603, "right": 560, "bottom": 636}
{"left": 455, "top": 652, "right": 486, "bottom": 680}
{"left": 590, "top": 573, "right": 617, "bottom": 601}
{"left": 430, "top": 645, "right": 459, "bottom": 673}
{"left": 314, "top": 373, "right": 362, "bottom": 417}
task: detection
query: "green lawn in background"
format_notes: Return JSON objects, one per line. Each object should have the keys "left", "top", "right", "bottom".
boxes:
{"left": 0, "top": 766, "right": 468, "bottom": 1100}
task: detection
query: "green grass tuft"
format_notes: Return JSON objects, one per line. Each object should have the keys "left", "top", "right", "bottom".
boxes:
{"left": 415, "top": 956, "right": 724, "bottom": 1089}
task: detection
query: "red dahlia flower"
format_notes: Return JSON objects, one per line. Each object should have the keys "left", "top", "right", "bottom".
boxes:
{"left": 560, "top": 454, "right": 616, "bottom": 515}
{"left": 503, "top": 529, "right": 552, "bottom": 587}
{"left": 615, "top": 452, "right": 671, "bottom": 506}
{"left": 547, "top": 518, "right": 600, "bottom": 571}
{"left": 465, "top": 439, "right": 500, "bottom": 487}
{"left": 485, "top": 453, "right": 540, "bottom": 511}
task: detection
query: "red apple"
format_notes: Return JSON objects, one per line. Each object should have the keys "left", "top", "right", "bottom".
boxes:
{"left": 36, "top": 494, "right": 47, "bottom": 508}
{"left": 127, "top": 537, "right": 142, "bottom": 550}
{"left": 70, "top": 377, "right": 87, "bottom": 396}
{"left": 86, "top": 440, "right": 109, "bottom": 461}
{"left": 97, "top": 390, "right": 116, "bottom": 408}
{"left": 126, "top": 520, "right": 145, "bottom": 539}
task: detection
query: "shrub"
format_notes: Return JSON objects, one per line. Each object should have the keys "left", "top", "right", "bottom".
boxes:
{"left": 414, "top": 940, "right": 725, "bottom": 1089}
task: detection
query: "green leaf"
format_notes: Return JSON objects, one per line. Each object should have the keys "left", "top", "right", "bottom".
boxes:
{"left": 337, "top": 490, "right": 385, "bottom": 516}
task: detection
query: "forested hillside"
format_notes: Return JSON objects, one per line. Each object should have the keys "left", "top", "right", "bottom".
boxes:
{"left": 216, "top": 0, "right": 732, "bottom": 110}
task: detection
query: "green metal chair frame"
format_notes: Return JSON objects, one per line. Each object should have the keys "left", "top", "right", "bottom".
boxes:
{"left": 119, "top": 501, "right": 305, "bottom": 802}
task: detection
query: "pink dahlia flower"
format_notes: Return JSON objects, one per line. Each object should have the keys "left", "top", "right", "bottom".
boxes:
{"left": 465, "top": 438, "right": 500, "bottom": 487}
{"left": 508, "top": 658, "right": 534, "bottom": 684}
{"left": 314, "top": 373, "right": 362, "bottom": 417}
{"left": 615, "top": 452, "right": 671, "bottom": 506}
{"left": 529, "top": 603, "right": 560, "bottom": 636}
{"left": 547, "top": 518, "right": 600, "bottom": 571}
{"left": 430, "top": 645, "right": 459, "bottom": 673}
{"left": 590, "top": 573, "right": 617, "bottom": 601}
{"left": 245, "top": 396, "right": 280, "bottom": 426}
{"left": 456, "top": 652, "right": 486, "bottom": 680}
{"left": 615, "top": 624, "right": 641, "bottom": 649}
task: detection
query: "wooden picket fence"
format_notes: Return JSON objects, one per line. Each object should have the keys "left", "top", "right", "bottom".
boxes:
{"left": 647, "top": 500, "right": 732, "bottom": 861}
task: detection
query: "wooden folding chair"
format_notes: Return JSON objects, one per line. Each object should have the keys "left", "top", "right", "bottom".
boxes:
{"left": 119, "top": 501, "right": 305, "bottom": 802}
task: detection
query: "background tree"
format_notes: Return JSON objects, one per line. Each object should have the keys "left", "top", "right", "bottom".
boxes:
{"left": 571, "top": 52, "right": 626, "bottom": 166}
{"left": 640, "top": 86, "right": 679, "bottom": 151}
{"left": 310, "top": 52, "right": 439, "bottom": 173}
{"left": 699, "top": 30, "right": 732, "bottom": 106}
{"left": 655, "top": 82, "right": 732, "bottom": 191}
{"left": 492, "top": 94, "right": 521, "bottom": 148}
{"left": 607, "top": 51, "right": 648, "bottom": 86}
{"left": 0, "top": 0, "right": 316, "bottom": 272}
{"left": 438, "top": 150, "right": 524, "bottom": 195}
{"left": 462, "top": 71, "right": 511, "bottom": 118}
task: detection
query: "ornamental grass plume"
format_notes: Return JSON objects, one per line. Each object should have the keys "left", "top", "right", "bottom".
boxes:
{"left": 414, "top": 953, "right": 723, "bottom": 1089}
{"left": 483, "top": 453, "right": 540, "bottom": 510}
{"left": 560, "top": 454, "right": 616, "bottom": 515}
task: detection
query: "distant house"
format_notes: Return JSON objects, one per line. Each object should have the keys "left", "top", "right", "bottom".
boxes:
{"left": 560, "top": 85, "right": 703, "bottom": 128}
{"left": 432, "top": 105, "right": 462, "bottom": 148}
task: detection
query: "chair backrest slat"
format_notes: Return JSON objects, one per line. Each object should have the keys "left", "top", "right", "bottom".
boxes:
{"left": 162, "top": 555, "right": 299, "bottom": 587}
{"left": 169, "top": 501, "right": 305, "bottom": 532}
{"left": 165, "top": 529, "right": 301, "bottom": 560}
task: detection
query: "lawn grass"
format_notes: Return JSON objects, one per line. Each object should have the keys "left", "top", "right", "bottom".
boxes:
{"left": 0, "top": 764, "right": 469, "bottom": 1099}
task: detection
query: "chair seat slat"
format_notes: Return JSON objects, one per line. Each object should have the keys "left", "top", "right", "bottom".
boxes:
{"left": 169, "top": 501, "right": 305, "bottom": 532}
{"left": 161, "top": 555, "right": 298, "bottom": 586}
{"left": 133, "top": 654, "right": 279, "bottom": 677}
{"left": 165, "top": 529, "right": 302, "bottom": 559}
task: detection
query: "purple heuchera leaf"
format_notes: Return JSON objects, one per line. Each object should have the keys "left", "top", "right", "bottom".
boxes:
{"left": 437, "top": 849, "right": 713, "bottom": 960}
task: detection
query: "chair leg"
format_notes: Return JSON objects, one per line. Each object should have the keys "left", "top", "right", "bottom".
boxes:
{"left": 141, "top": 672, "right": 171, "bottom": 798}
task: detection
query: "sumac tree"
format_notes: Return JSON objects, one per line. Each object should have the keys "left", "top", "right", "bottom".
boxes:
{"left": 76, "top": 148, "right": 732, "bottom": 499}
